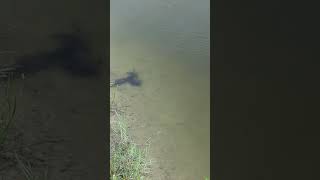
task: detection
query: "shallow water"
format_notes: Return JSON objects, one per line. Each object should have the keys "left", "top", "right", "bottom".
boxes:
{"left": 111, "top": 0, "right": 210, "bottom": 179}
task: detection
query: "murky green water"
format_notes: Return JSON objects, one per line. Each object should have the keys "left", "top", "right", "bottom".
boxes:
{"left": 111, "top": 0, "right": 210, "bottom": 179}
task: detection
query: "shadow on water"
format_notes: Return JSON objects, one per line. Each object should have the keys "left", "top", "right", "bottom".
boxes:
{"left": 111, "top": 71, "right": 142, "bottom": 87}
{"left": 2, "top": 28, "right": 100, "bottom": 79}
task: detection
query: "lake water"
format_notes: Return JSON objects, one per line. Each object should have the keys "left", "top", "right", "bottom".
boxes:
{"left": 111, "top": 0, "right": 210, "bottom": 179}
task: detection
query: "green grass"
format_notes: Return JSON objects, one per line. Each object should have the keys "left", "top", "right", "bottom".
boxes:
{"left": 110, "top": 91, "right": 151, "bottom": 180}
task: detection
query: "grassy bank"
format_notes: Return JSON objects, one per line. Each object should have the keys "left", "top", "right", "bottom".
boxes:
{"left": 110, "top": 89, "right": 151, "bottom": 179}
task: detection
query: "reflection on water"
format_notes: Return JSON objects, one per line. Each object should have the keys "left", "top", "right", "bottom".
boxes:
{"left": 111, "top": 0, "right": 210, "bottom": 179}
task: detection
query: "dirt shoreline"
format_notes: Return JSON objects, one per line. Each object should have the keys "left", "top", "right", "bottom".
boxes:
{"left": 110, "top": 71, "right": 170, "bottom": 180}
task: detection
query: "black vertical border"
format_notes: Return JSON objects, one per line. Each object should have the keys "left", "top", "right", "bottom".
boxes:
{"left": 0, "top": 0, "right": 111, "bottom": 179}
{"left": 106, "top": 0, "right": 111, "bottom": 177}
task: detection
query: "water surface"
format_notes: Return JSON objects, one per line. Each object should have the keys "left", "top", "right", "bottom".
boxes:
{"left": 111, "top": 0, "right": 210, "bottom": 179}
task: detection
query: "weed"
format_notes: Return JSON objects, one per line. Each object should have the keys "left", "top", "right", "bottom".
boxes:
{"left": 110, "top": 91, "right": 151, "bottom": 179}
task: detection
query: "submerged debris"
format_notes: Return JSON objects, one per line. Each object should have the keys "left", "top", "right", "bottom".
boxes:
{"left": 110, "top": 71, "right": 142, "bottom": 87}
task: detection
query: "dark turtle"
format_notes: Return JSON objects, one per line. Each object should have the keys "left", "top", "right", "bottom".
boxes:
{"left": 111, "top": 71, "right": 142, "bottom": 87}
